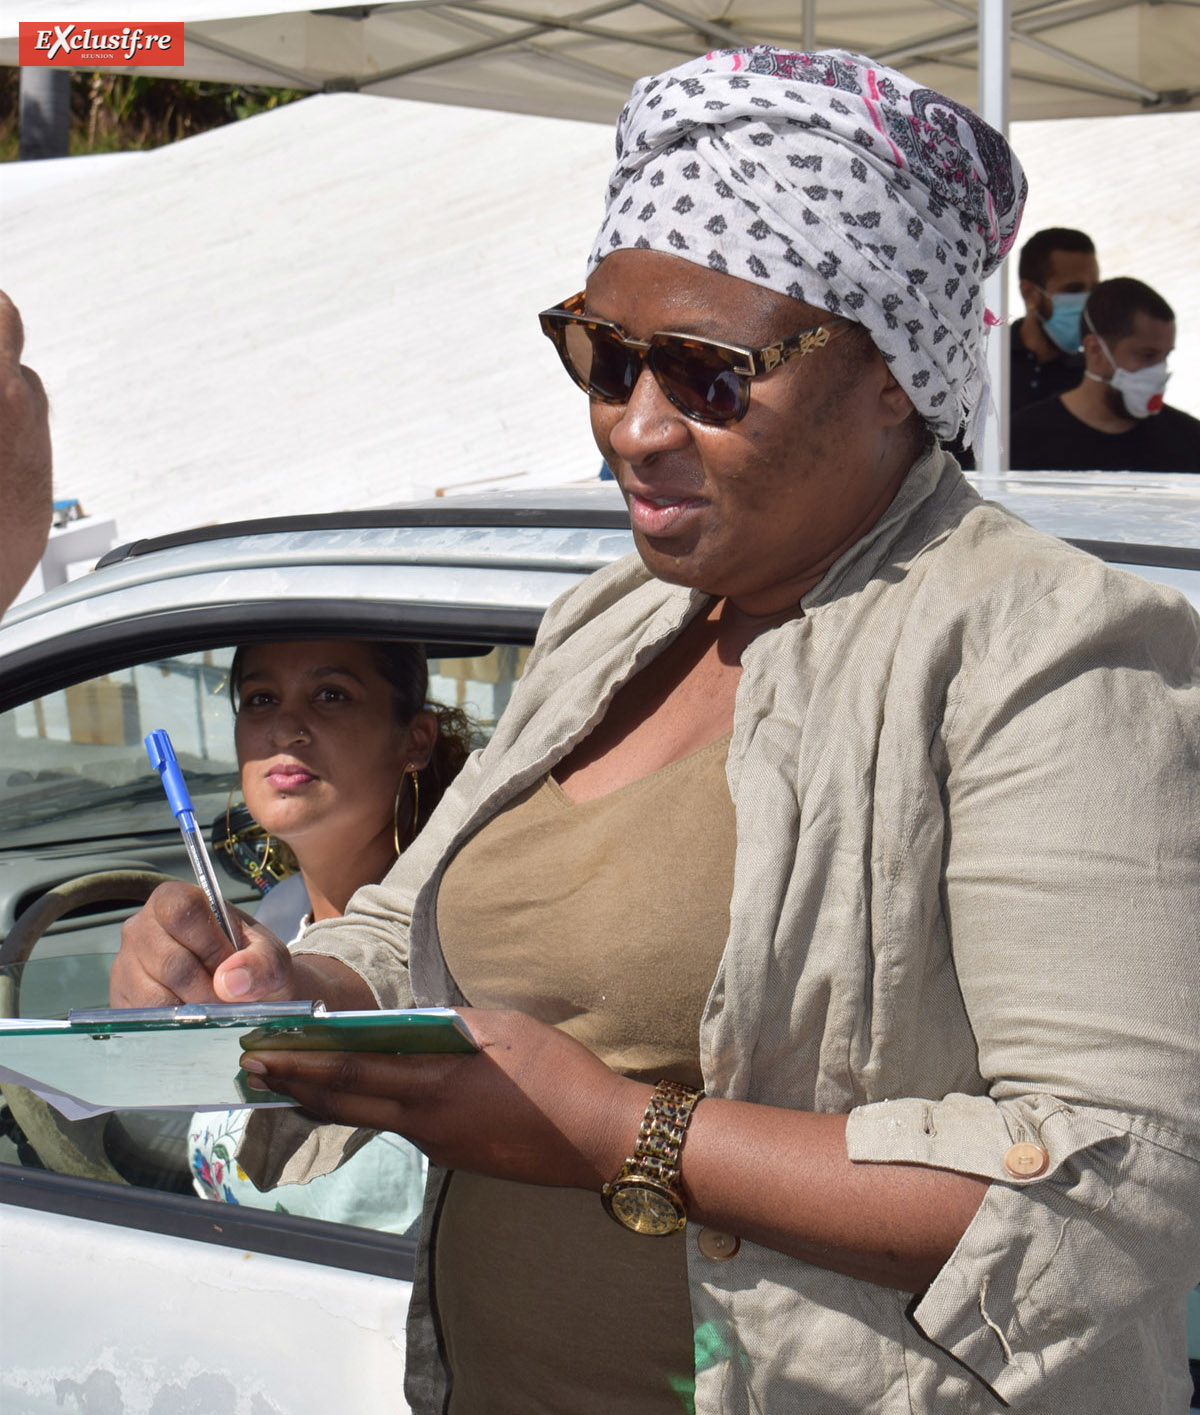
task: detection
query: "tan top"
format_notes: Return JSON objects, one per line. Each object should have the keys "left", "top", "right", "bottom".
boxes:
{"left": 438, "top": 737, "right": 735, "bottom": 1083}
{"left": 433, "top": 739, "right": 735, "bottom": 1413}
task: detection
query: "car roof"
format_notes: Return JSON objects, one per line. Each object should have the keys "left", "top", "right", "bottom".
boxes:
{"left": 0, "top": 491, "right": 636, "bottom": 710}
{"left": 965, "top": 469, "right": 1200, "bottom": 603}
{"left": 1, "top": 474, "right": 1197, "bottom": 712}
{"left": 965, "top": 469, "right": 1200, "bottom": 549}
{"left": 91, "top": 485, "right": 633, "bottom": 569}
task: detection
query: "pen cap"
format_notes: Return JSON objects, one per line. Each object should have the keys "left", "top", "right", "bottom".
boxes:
{"left": 145, "top": 729, "right": 193, "bottom": 821}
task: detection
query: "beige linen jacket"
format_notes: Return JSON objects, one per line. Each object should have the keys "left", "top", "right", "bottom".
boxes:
{"left": 271, "top": 445, "right": 1200, "bottom": 1413}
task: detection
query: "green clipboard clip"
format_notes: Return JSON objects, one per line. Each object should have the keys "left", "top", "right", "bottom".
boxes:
{"left": 67, "top": 1001, "right": 320, "bottom": 1030}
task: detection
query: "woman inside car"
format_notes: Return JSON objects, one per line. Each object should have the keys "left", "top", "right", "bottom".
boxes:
{"left": 189, "top": 638, "right": 471, "bottom": 1229}
{"left": 114, "top": 49, "right": 1200, "bottom": 1415}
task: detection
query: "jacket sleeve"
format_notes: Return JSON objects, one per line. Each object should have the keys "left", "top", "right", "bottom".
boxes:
{"left": 846, "top": 560, "right": 1200, "bottom": 1402}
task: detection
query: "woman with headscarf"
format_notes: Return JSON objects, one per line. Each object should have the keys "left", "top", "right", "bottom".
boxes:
{"left": 114, "top": 48, "right": 1200, "bottom": 1415}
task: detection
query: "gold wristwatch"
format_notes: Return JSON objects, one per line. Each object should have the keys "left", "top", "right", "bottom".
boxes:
{"left": 601, "top": 1080, "right": 703, "bottom": 1236}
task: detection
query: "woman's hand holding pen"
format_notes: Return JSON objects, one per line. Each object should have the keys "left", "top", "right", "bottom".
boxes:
{"left": 111, "top": 882, "right": 374, "bottom": 1010}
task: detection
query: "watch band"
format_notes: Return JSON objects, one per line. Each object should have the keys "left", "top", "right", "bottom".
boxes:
{"left": 601, "top": 1079, "right": 703, "bottom": 1234}
{"left": 627, "top": 1079, "right": 702, "bottom": 1188}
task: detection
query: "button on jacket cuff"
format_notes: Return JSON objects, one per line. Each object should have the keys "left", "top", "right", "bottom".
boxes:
{"left": 845, "top": 1092, "right": 1121, "bottom": 1183}
{"left": 848, "top": 1095, "right": 1200, "bottom": 1403}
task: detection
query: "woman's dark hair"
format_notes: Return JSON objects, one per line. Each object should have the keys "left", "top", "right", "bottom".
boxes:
{"left": 363, "top": 641, "right": 476, "bottom": 827}
{"left": 228, "top": 640, "right": 477, "bottom": 834}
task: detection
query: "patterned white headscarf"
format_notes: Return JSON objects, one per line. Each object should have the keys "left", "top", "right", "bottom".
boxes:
{"left": 588, "top": 48, "right": 1027, "bottom": 444}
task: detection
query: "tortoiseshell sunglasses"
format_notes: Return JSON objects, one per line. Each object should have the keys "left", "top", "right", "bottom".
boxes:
{"left": 538, "top": 292, "right": 850, "bottom": 426}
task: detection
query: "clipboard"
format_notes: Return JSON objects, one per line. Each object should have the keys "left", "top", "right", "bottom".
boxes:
{"left": 0, "top": 1003, "right": 477, "bottom": 1118}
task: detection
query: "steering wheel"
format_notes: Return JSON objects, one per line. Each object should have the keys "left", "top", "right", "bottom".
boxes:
{"left": 0, "top": 870, "right": 174, "bottom": 1183}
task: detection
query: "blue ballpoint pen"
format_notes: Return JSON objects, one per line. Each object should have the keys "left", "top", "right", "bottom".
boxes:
{"left": 145, "top": 729, "right": 241, "bottom": 949}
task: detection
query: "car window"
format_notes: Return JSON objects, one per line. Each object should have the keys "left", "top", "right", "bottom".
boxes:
{"left": 0, "top": 646, "right": 531, "bottom": 850}
{"left": 0, "top": 641, "right": 529, "bottom": 1235}
{"left": 0, "top": 650, "right": 238, "bottom": 849}
{"left": 429, "top": 646, "right": 529, "bottom": 727}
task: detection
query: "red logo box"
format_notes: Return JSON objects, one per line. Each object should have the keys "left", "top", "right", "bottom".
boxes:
{"left": 19, "top": 21, "right": 185, "bottom": 66}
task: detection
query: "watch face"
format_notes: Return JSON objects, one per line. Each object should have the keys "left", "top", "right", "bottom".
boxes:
{"left": 607, "top": 1181, "right": 685, "bottom": 1236}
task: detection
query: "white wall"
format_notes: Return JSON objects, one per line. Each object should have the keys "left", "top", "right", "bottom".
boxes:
{"left": 1007, "top": 109, "right": 1200, "bottom": 421}
{"left": 2, "top": 94, "right": 616, "bottom": 543}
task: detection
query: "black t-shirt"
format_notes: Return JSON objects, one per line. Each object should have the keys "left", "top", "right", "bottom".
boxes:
{"left": 1010, "top": 396, "right": 1200, "bottom": 472}
{"left": 1009, "top": 317, "right": 1085, "bottom": 413}
{"left": 947, "top": 319, "right": 1085, "bottom": 468}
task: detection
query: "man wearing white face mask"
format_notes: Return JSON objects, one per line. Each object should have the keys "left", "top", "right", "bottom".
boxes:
{"left": 1011, "top": 277, "right": 1200, "bottom": 472}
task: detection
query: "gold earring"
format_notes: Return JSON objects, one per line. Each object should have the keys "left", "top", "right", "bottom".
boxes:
{"left": 408, "top": 766, "right": 421, "bottom": 844}
{"left": 393, "top": 766, "right": 421, "bottom": 855}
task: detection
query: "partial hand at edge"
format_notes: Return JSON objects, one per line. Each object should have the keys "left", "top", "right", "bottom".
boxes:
{"left": 0, "top": 289, "right": 53, "bottom": 616}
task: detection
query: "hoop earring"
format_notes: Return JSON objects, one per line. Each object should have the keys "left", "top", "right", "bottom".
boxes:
{"left": 393, "top": 767, "right": 421, "bottom": 856}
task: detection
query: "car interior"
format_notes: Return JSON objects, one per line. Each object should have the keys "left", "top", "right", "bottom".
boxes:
{"left": 0, "top": 638, "right": 529, "bottom": 1225}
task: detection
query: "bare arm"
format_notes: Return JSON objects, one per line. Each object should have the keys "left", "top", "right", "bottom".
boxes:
{"left": 240, "top": 1006, "right": 985, "bottom": 1294}
{"left": 678, "top": 1097, "right": 987, "bottom": 1292}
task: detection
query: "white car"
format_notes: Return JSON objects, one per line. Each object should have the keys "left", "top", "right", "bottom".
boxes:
{"left": 0, "top": 478, "right": 1197, "bottom": 1412}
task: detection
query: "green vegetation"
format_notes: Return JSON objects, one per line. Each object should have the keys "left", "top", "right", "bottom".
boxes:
{"left": 0, "top": 70, "right": 307, "bottom": 161}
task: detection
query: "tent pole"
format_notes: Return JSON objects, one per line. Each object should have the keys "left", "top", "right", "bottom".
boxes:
{"left": 977, "top": 0, "right": 1011, "bottom": 489}
{"left": 19, "top": 68, "right": 70, "bottom": 161}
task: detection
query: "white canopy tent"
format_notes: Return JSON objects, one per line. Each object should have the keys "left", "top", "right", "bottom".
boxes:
{"left": 2, "top": 0, "right": 1198, "bottom": 122}
{"left": 0, "top": 92, "right": 620, "bottom": 546}
{"left": 1, "top": 2, "right": 1197, "bottom": 543}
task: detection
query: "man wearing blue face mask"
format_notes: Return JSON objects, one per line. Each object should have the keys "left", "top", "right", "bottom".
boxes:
{"left": 1012, "top": 227, "right": 1099, "bottom": 412}
{"left": 1010, "top": 277, "right": 1200, "bottom": 472}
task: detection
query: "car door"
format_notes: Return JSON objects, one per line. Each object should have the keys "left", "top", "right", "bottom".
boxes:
{"left": 0, "top": 503, "right": 630, "bottom": 1412}
{"left": 0, "top": 639, "right": 539, "bottom": 1415}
